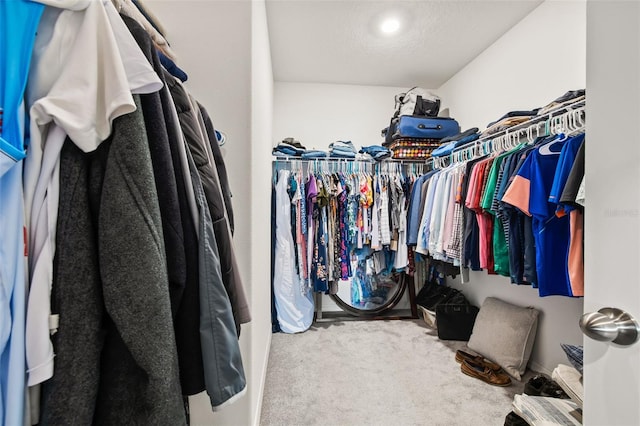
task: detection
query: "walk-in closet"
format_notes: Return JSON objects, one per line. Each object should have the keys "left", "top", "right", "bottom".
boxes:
{"left": 2, "top": 0, "right": 638, "bottom": 425}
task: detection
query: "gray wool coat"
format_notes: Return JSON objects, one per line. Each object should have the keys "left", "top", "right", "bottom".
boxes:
{"left": 40, "top": 97, "right": 185, "bottom": 425}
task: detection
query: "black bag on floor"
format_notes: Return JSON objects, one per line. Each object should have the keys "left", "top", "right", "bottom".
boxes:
{"left": 435, "top": 304, "right": 479, "bottom": 341}
{"left": 415, "top": 281, "right": 458, "bottom": 311}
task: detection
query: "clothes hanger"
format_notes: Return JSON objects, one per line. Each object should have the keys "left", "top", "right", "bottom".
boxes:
{"left": 526, "top": 125, "right": 534, "bottom": 144}
{"left": 539, "top": 114, "right": 569, "bottom": 155}
{"left": 117, "top": 0, "right": 177, "bottom": 61}
{"left": 512, "top": 131, "right": 521, "bottom": 149}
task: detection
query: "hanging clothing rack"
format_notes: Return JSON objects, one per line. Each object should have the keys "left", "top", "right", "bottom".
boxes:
{"left": 271, "top": 156, "right": 423, "bottom": 322}
{"left": 430, "top": 98, "right": 586, "bottom": 169}
{"left": 272, "top": 157, "right": 431, "bottom": 176}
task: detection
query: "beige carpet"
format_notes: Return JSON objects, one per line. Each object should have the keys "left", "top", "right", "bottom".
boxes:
{"left": 260, "top": 319, "right": 534, "bottom": 426}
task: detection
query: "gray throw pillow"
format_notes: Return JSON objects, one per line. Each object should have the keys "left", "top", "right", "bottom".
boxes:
{"left": 467, "top": 297, "right": 539, "bottom": 380}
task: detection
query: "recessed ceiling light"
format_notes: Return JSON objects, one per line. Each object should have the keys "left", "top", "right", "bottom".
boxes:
{"left": 380, "top": 18, "right": 400, "bottom": 34}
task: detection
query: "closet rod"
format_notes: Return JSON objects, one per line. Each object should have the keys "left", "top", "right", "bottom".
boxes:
{"left": 272, "top": 157, "right": 429, "bottom": 166}
{"left": 272, "top": 157, "right": 373, "bottom": 164}
{"left": 429, "top": 98, "right": 586, "bottom": 169}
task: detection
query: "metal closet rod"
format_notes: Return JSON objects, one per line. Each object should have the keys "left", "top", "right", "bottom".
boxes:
{"left": 272, "top": 157, "right": 431, "bottom": 169}
{"left": 272, "top": 157, "right": 431, "bottom": 177}
{"left": 272, "top": 157, "right": 427, "bottom": 164}
{"left": 273, "top": 157, "right": 373, "bottom": 163}
{"left": 428, "top": 98, "right": 586, "bottom": 169}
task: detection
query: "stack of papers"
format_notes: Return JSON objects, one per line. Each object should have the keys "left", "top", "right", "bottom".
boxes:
{"left": 512, "top": 394, "right": 582, "bottom": 425}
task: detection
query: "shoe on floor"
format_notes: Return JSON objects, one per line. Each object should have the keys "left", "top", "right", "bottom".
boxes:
{"left": 461, "top": 359, "right": 512, "bottom": 387}
{"left": 504, "top": 411, "right": 529, "bottom": 426}
{"left": 524, "top": 374, "right": 569, "bottom": 398}
{"left": 455, "top": 349, "right": 501, "bottom": 371}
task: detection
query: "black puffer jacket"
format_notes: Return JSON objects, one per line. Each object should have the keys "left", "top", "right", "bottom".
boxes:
{"left": 197, "top": 103, "right": 234, "bottom": 234}
{"left": 165, "top": 72, "right": 251, "bottom": 328}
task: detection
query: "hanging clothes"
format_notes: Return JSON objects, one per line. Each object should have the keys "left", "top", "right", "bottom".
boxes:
{"left": 0, "top": 2, "right": 44, "bottom": 425}
{"left": 394, "top": 174, "right": 409, "bottom": 270}
{"left": 14, "top": 1, "right": 250, "bottom": 423}
{"left": 311, "top": 175, "right": 329, "bottom": 292}
{"left": 41, "top": 98, "right": 185, "bottom": 425}
{"left": 273, "top": 169, "right": 315, "bottom": 333}
{"left": 502, "top": 133, "right": 585, "bottom": 297}
{"left": 271, "top": 161, "right": 427, "bottom": 314}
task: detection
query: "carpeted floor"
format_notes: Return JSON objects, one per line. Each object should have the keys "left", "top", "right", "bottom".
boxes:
{"left": 260, "top": 319, "right": 534, "bottom": 426}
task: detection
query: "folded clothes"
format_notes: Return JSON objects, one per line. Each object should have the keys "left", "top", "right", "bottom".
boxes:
{"left": 329, "top": 149, "right": 356, "bottom": 158}
{"left": 301, "top": 150, "right": 329, "bottom": 159}
{"left": 440, "top": 127, "right": 479, "bottom": 144}
{"left": 538, "top": 92, "right": 585, "bottom": 115}
{"left": 360, "top": 145, "right": 392, "bottom": 161}
{"left": 372, "top": 151, "right": 391, "bottom": 161}
{"left": 272, "top": 151, "right": 293, "bottom": 158}
{"left": 486, "top": 110, "right": 539, "bottom": 128}
{"left": 281, "top": 137, "right": 306, "bottom": 150}
{"left": 273, "top": 145, "right": 303, "bottom": 156}
{"left": 544, "top": 89, "right": 585, "bottom": 108}
{"left": 274, "top": 137, "right": 306, "bottom": 156}
{"left": 360, "top": 145, "right": 391, "bottom": 155}
{"left": 329, "top": 140, "right": 357, "bottom": 153}
{"left": 431, "top": 132, "right": 480, "bottom": 158}
{"left": 329, "top": 151, "right": 356, "bottom": 159}
{"left": 331, "top": 147, "right": 358, "bottom": 156}
{"left": 278, "top": 141, "right": 307, "bottom": 152}
{"left": 482, "top": 116, "right": 531, "bottom": 136}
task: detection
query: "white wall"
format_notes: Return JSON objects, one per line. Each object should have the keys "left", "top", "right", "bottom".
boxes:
{"left": 437, "top": 0, "right": 587, "bottom": 374}
{"left": 274, "top": 82, "right": 411, "bottom": 150}
{"left": 250, "top": 0, "right": 274, "bottom": 425}
{"left": 149, "top": 1, "right": 254, "bottom": 425}
{"left": 437, "top": 0, "right": 587, "bottom": 133}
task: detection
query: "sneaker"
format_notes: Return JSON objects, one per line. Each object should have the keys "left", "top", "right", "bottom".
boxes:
{"left": 524, "top": 375, "right": 569, "bottom": 398}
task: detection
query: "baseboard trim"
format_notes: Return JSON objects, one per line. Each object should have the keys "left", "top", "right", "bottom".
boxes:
{"left": 529, "top": 361, "right": 552, "bottom": 376}
{"left": 252, "top": 331, "right": 272, "bottom": 426}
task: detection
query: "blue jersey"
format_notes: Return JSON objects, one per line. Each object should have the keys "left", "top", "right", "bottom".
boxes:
{"left": 503, "top": 137, "right": 573, "bottom": 297}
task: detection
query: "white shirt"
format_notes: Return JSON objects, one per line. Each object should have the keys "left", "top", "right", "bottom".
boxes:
{"left": 104, "top": 0, "right": 163, "bottom": 95}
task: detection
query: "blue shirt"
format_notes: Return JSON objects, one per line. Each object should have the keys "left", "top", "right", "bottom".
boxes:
{"left": 406, "top": 170, "right": 437, "bottom": 245}
{"left": 503, "top": 137, "right": 573, "bottom": 297}
{"left": 405, "top": 173, "right": 428, "bottom": 245}
{"left": 0, "top": 2, "right": 44, "bottom": 425}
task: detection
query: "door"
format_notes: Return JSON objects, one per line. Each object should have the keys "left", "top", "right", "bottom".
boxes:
{"left": 584, "top": 2, "right": 640, "bottom": 424}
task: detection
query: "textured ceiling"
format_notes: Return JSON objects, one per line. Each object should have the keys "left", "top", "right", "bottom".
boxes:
{"left": 266, "top": 0, "right": 543, "bottom": 88}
